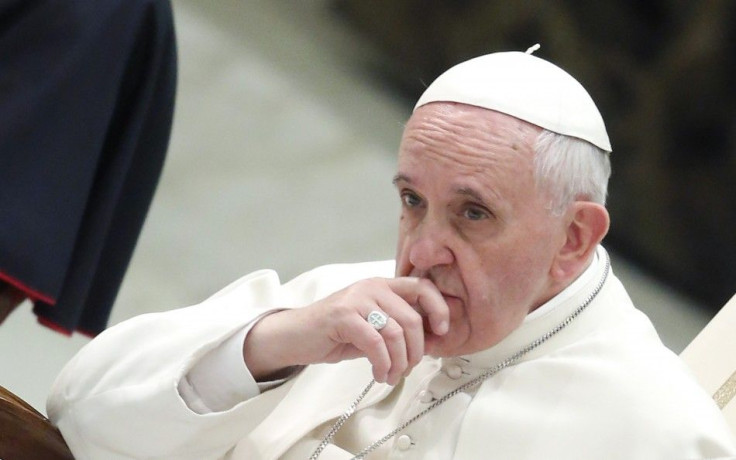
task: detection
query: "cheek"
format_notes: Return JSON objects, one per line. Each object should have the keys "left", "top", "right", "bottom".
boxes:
{"left": 472, "top": 247, "right": 552, "bottom": 324}
{"left": 481, "top": 217, "right": 555, "bottom": 284}
{"left": 467, "top": 267, "right": 529, "bottom": 336}
{"left": 466, "top": 245, "right": 537, "bottom": 312}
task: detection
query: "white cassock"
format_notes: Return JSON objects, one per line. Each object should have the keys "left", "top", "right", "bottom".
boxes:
{"left": 48, "top": 246, "right": 736, "bottom": 459}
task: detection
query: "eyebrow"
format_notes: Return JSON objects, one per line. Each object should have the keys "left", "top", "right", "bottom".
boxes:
{"left": 456, "top": 187, "right": 490, "bottom": 206}
{"left": 393, "top": 173, "right": 491, "bottom": 205}
{"left": 392, "top": 173, "right": 411, "bottom": 186}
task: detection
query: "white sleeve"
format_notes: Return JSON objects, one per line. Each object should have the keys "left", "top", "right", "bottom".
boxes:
{"left": 178, "top": 325, "right": 258, "bottom": 414}
{"left": 180, "top": 315, "right": 302, "bottom": 414}
{"left": 46, "top": 269, "right": 291, "bottom": 460}
{"left": 46, "top": 260, "right": 395, "bottom": 460}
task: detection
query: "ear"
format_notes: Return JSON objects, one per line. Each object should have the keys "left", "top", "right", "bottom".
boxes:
{"left": 550, "top": 202, "right": 610, "bottom": 282}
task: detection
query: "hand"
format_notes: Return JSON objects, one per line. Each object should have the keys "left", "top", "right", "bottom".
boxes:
{"left": 243, "top": 277, "right": 450, "bottom": 385}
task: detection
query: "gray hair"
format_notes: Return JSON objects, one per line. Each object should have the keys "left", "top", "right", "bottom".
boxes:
{"left": 533, "top": 130, "right": 612, "bottom": 216}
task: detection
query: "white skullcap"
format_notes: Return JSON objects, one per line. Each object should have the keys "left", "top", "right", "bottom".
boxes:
{"left": 414, "top": 49, "right": 611, "bottom": 152}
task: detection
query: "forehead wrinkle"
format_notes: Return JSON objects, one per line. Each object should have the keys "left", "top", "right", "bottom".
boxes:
{"left": 402, "top": 127, "right": 531, "bottom": 188}
{"left": 405, "top": 118, "right": 501, "bottom": 162}
{"left": 403, "top": 107, "right": 537, "bottom": 169}
{"left": 399, "top": 104, "right": 539, "bottom": 210}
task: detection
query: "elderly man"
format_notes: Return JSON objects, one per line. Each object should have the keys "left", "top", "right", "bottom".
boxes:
{"left": 48, "top": 50, "right": 735, "bottom": 459}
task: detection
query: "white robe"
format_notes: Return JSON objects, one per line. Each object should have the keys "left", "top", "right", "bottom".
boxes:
{"left": 48, "top": 247, "right": 736, "bottom": 459}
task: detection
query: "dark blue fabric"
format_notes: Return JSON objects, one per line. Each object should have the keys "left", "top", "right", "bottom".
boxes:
{"left": 0, "top": 0, "right": 177, "bottom": 334}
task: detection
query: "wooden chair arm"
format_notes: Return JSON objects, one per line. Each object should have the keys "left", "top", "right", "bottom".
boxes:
{"left": 0, "top": 385, "right": 74, "bottom": 460}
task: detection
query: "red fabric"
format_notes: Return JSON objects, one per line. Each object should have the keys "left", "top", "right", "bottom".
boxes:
{"left": 36, "top": 317, "right": 73, "bottom": 336}
{"left": 36, "top": 317, "right": 96, "bottom": 338}
{"left": 0, "top": 270, "right": 56, "bottom": 305}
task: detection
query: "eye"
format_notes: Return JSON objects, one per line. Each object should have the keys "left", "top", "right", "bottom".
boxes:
{"left": 462, "top": 205, "right": 490, "bottom": 221}
{"left": 400, "top": 190, "right": 422, "bottom": 208}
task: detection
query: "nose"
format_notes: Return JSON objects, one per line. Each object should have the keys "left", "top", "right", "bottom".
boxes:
{"left": 407, "top": 218, "right": 454, "bottom": 272}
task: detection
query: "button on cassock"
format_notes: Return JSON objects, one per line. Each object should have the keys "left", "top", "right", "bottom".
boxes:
{"left": 418, "top": 390, "right": 434, "bottom": 403}
{"left": 396, "top": 434, "right": 413, "bottom": 450}
{"left": 445, "top": 364, "right": 463, "bottom": 380}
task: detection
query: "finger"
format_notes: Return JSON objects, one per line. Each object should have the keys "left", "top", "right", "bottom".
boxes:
{"left": 394, "top": 310, "right": 424, "bottom": 370}
{"left": 363, "top": 283, "right": 424, "bottom": 370}
{"left": 339, "top": 314, "right": 391, "bottom": 383}
{"left": 387, "top": 277, "right": 450, "bottom": 336}
{"left": 374, "top": 298, "right": 424, "bottom": 370}
{"left": 377, "top": 318, "right": 408, "bottom": 385}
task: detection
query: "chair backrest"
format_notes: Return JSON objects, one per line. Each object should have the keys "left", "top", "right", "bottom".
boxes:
{"left": 0, "top": 385, "right": 74, "bottom": 460}
{"left": 680, "top": 293, "right": 736, "bottom": 438}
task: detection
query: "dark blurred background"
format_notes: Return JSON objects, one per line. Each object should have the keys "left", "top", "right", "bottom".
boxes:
{"left": 333, "top": 0, "right": 736, "bottom": 311}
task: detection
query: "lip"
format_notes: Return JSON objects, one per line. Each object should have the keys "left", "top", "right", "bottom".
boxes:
{"left": 441, "top": 293, "right": 462, "bottom": 307}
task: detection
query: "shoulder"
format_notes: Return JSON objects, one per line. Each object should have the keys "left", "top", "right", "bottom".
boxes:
{"left": 282, "top": 260, "right": 396, "bottom": 301}
{"left": 204, "top": 260, "right": 395, "bottom": 307}
{"left": 290, "top": 260, "right": 396, "bottom": 281}
{"left": 464, "top": 332, "right": 736, "bottom": 458}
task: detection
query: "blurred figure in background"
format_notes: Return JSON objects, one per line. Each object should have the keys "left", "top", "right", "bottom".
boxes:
{"left": 0, "top": 0, "right": 177, "bottom": 335}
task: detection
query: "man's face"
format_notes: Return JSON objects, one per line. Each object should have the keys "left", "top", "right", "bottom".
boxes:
{"left": 394, "top": 103, "right": 568, "bottom": 357}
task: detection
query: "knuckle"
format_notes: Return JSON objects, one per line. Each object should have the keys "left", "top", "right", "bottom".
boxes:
{"left": 374, "top": 362, "right": 390, "bottom": 377}
{"left": 370, "top": 351, "right": 389, "bottom": 367}
{"left": 416, "top": 277, "right": 437, "bottom": 292}
{"left": 410, "top": 280, "right": 429, "bottom": 299}
{"left": 404, "top": 312, "right": 423, "bottom": 329}
{"left": 364, "top": 277, "right": 388, "bottom": 290}
{"left": 346, "top": 277, "right": 386, "bottom": 299}
{"left": 365, "top": 332, "right": 384, "bottom": 349}
{"left": 381, "top": 325, "right": 404, "bottom": 342}
{"left": 341, "top": 283, "right": 361, "bottom": 300}
{"left": 330, "top": 305, "right": 355, "bottom": 326}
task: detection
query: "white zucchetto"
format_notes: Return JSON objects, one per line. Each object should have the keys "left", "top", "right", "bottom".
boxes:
{"left": 414, "top": 50, "right": 611, "bottom": 152}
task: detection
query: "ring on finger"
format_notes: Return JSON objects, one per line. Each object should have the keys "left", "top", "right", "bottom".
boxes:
{"left": 366, "top": 310, "right": 389, "bottom": 331}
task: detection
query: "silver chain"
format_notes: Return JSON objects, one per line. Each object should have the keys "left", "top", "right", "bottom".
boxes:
{"left": 309, "top": 255, "right": 610, "bottom": 460}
